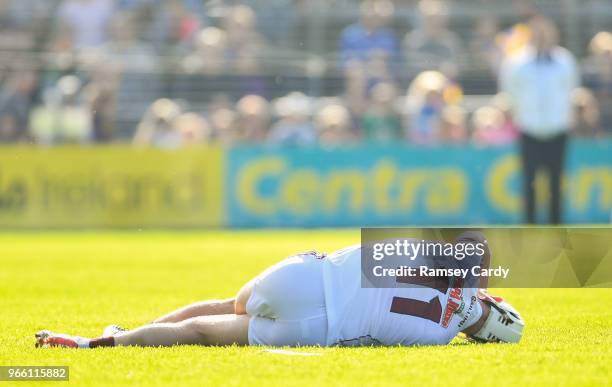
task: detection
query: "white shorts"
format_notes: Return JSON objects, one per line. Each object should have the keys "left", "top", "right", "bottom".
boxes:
{"left": 246, "top": 253, "right": 328, "bottom": 346}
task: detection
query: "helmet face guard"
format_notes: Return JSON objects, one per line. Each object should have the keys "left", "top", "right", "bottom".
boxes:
{"left": 468, "top": 292, "right": 525, "bottom": 343}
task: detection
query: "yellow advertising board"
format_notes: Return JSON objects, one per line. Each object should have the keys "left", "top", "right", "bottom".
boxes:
{"left": 0, "top": 146, "right": 224, "bottom": 228}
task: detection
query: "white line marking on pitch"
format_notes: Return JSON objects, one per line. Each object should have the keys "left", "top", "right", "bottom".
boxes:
{"left": 262, "top": 349, "right": 323, "bottom": 356}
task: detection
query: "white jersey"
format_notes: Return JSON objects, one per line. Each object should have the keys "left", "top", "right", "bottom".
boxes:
{"left": 322, "top": 245, "right": 482, "bottom": 346}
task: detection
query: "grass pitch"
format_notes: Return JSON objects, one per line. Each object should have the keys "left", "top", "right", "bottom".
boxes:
{"left": 0, "top": 231, "right": 610, "bottom": 386}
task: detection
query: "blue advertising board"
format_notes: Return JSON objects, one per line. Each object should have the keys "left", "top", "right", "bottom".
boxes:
{"left": 227, "top": 140, "right": 611, "bottom": 227}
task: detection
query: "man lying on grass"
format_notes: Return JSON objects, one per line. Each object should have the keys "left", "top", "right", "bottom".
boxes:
{"left": 35, "top": 231, "right": 524, "bottom": 348}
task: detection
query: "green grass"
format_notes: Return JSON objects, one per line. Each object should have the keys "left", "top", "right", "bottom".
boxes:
{"left": 0, "top": 231, "right": 610, "bottom": 386}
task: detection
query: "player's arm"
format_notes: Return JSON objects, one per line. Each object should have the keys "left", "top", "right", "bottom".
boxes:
{"left": 455, "top": 230, "right": 491, "bottom": 290}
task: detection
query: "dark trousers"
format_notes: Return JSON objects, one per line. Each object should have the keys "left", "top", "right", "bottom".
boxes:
{"left": 519, "top": 132, "right": 568, "bottom": 224}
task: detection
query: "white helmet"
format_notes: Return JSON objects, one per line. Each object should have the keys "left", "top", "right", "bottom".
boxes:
{"left": 469, "top": 292, "right": 525, "bottom": 343}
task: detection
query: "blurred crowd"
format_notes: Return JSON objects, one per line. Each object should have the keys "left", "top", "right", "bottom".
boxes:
{"left": 0, "top": 0, "right": 610, "bottom": 147}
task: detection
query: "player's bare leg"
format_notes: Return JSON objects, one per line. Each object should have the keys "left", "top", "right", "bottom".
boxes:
{"left": 114, "top": 314, "right": 249, "bottom": 347}
{"left": 100, "top": 298, "right": 241, "bottom": 336}
{"left": 37, "top": 274, "right": 258, "bottom": 348}
{"left": 149, "top": 278, "right": 256, "bottom": 323}
{"left": 146, "top": 277, "right": 255, "bottom": 324}
{"left": 152, "top": 298, "right": 238, "bottom": 323}
{"left": 37, "top": 278, "right": 257, "bottom": 348}
{"left": 36, "top": 314, "right": 250, "bottom": 348}
{"left": 104, "top": 280, "right": 254, "bottom": 336}
{"left": 101, "top": 298, "right": 239, "bottom": 337}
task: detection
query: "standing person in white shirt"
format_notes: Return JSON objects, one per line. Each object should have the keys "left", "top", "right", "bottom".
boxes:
{"left": 499, "top": 17, "right": 578, "bottom": 224}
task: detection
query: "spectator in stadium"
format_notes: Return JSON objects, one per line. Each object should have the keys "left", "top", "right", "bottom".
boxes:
{"left": 183, "top": 27, "right": 228, "bottom": 75}
{"left": 471, "top": 105, "right": 516, "bottom": 146}
{"left": 315, "top": 102, "right": 355, "bottom": 146}
{"left": 223, "top": 5, "right": 267, "bottom": 97}
{"left": 489, "top": 92, "right": 519, "bottom": 136}
{"left": 439, "top": 105, "right": 467, "bottom": 144}
{"left": 101, "top": 12, "right": 157, "bottom": 74}
{"left": 499, "top": 17, "right": 578, "bottom": 224}
{"left": 471, "top": 93, "right": 519, "bottom": 147}
{"left": 469, "top": 15, "right": 503, "bottom": 75}
{"left": 245, "top": 0, "right": 295, "bottom": 46}
{"left": 406, "top": 71, "right": 456, "bottom": 146}
{"left": 223, "top": 5, "right": 264, "bottom": 65}
{"left": 55, "top": 0, "right": 114, "bottom": 50}
{"left": 173, "top": 112, "right": 211, "bottom": 146}
{"left": 268, "top": 92, "right": 316, "bottom": 146}
{"left": 83, "top": 76, "right": 116, "bottom": 142}
{"left": 495, "top": 0, "right": 537, "bottom": 59}
{"left": 132, "top": 98, "right": 182, "bottom": 148}
{"left": 571, "top": 87, "right": 602, "bottom": 138}
{"left": 91, "top": 12, "right": 156, "bottom": 142}
{"left": 209, "top": 108, "right": 239, "bottom": 146}
{"left": 0, "top": 113, "right": 17, "bottom": 142}
{"left": 403, "top": 0, "right": 462, "bottom": 76}
{"left": 583, "top": 31, "right": 612, "bottom": 132}
{"left": 0, "top": 71, "right": 37, "bottom": 142}
{"left": 340, "top": 0, "right": 397, "bottom": 113}
{"left": 236, "top": 94, "right": 271, "bottom": 143}
{"left": 134, "top": 99, "right": 211, "bottom": 148}
{"left": 30, "top": 75, "right": 93, "bottom": 144}
{"left": 361, "top": 81, "right": 402, "bottom": 143}
{"left": 344, "top": 59, "right": 368, "bottom": 114}
{"left": 207, "top": 93, "right": 233, "bottom": 115}
{"left": 198, "top": 94, "right": 234, "bottom": 144}
{"left": 183, "top": 7, "right": 267, "bottom": 98}
{"left": 148, "top": 0, "right": 202, "bottom": 50}
{"left": 410, "top": 88, "right": 443, "bottom": 145}
{"left": 339, "top": 0, "right": 397, "bottom": 69}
